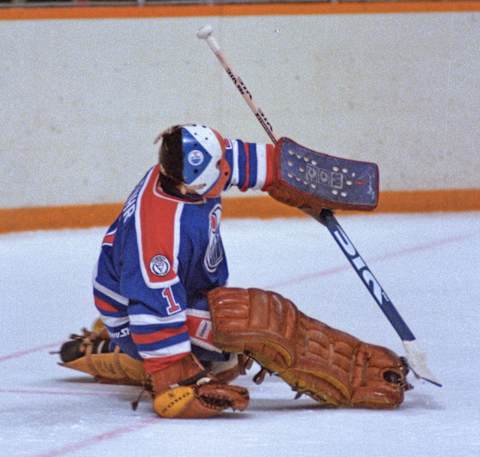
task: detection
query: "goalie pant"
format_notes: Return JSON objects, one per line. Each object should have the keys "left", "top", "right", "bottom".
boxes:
{"left": 93, "top": 137, "right": 275, "bottom": 374}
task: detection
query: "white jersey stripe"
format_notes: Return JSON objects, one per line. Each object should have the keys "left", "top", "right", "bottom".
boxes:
{"left": 190, "top": 337, "right": 222, "bottom": 353}
{"left": 129, "top": 311, "right": 187, "bottom": 326}
{"left": 101, "top": 316, "right": 130, "bottom": 328}
{"left": 186, "top": 308, "right": 211, "bottom": 319}
{"left": 172, "top": 203, "right": 183, "bottom": 275}
{"left": 93, "top": 278, "right": 129, "bottom": 306}
{"left": 231, "top": 141, "right": 240, "bottom": 188}
{"left": 254, "top": 143, "right": 267, "bottom": 190}
{"left": 139, "top": 340, "right": 191, "bottom": 359}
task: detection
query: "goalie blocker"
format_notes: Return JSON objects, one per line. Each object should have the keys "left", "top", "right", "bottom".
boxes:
{"left": 268, "top": 138, "right": 379, "bottom": 214}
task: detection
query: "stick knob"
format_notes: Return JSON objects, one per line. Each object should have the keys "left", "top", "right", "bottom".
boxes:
{"left": 196, "top": 25, "right": 213, "bottom": 40}
{"left": 196, "top": 25, "right": 220, "bottom": 53}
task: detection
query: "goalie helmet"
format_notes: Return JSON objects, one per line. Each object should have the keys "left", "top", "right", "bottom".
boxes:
{"left": 157, "top": 124, "right": 230, "bottom": 199}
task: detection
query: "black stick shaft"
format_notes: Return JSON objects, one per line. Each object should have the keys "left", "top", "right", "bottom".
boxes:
{"left": 316, "top": 209, "right": 416, "bottom": 342}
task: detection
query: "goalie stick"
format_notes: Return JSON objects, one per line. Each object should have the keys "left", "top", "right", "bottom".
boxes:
{"left": 197, "top": 25, "right": 441, "bottom": 387}
{"left": 197, "top": 26, "right": 378, "bottom": 211}
{"left": 316, "top": 209, "right": 442, "bottom": 387}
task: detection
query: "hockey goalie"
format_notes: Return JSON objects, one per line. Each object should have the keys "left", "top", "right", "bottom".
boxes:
{"left": 58, "top": 124, "right": 410, "bottom": 418}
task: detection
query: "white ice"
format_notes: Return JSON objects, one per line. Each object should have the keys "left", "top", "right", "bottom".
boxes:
{"left": 1, "top": 213, "right": 479, "bottom": 457}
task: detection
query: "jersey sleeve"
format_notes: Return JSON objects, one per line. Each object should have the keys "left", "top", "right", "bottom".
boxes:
{"left": 223, "top": 138, "right": 276, "bottom": 192}
{"left": 93, "top": 274, "right": 141, "bottom": 360}
{"left": 96, "top": 167, "right": 191, "bottom": 372}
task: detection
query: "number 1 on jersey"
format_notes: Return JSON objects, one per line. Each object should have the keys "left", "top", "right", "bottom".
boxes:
{"left": 162, "top": 287, "right": 182, "bottom": 315}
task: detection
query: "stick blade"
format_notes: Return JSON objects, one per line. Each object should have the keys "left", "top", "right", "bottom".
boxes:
{"left": 403, "top": 340, "right": 442, "bottom": 387}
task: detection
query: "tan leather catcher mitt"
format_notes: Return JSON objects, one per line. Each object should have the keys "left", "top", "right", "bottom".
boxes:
{"left": 151, "top": 354, "right": 249, "bottom": 419}
{"left": 208, "top": 287, "right": 410, "bottom": 409}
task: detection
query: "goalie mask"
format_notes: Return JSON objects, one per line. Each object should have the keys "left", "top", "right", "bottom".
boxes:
{"left": 157, "top": 124, "right": 230, "bottom": 199}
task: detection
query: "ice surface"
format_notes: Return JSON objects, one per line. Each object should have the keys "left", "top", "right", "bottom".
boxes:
{"left": 1, "top": 213, "right": 479, "bottom": 457}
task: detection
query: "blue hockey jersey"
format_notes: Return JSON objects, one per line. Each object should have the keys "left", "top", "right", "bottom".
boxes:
{"left": 93, "top": 139, "right": 275, "bottom": 373}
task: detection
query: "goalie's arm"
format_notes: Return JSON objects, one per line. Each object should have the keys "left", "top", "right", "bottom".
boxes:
{"left": 223, "top": 139, "right": 276, "bottom": 192}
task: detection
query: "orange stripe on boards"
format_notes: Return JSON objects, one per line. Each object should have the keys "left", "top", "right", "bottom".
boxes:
{"left": 1, "top": 189, "right": 479, "bottom": 234}
{"left": 0, "top": 203, "right": 122, "bottom": 234}
{"left": 0, "top": 2, "right": 479, "bottom": 21}
{"left": 223, "top": 189, "right": 480, "bottom": 217}
{"left": 376, "top": 189, "right": 480, "bottom": 214}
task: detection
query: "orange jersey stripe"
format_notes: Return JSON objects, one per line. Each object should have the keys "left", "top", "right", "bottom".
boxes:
{"left": 94, "top": 296, "right": 119, "bottom": 313}
{"left": 131, "top": 325, "right": 189, "bottom": 345}
{"left": 262, "top": 144, "right": 276, "bottom": 190}
{"left": 143, "top": 353, "right": 189, "bottom": 374}
{"left": 138, "top": 166, "right": 181, "bottom": 285}
{"left": 241, "top": 142, "right": 251, "bottom": 192}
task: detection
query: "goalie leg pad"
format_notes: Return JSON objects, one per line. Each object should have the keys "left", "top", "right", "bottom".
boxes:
{"left": 61, "top": 348, "right": 146, "bottom": 385}
{"left": 59, "top": 331, "right": 146, "bottom": 385}
{"left": 207, "top": 287, "right": 407, "bottom": 409}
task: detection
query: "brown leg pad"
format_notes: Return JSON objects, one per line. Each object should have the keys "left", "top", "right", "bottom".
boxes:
{"left": 61, "top": 346, "right": 146, "bottom": 385}
{"left": 208, "top": 287, "right": 408, "bottom": 409}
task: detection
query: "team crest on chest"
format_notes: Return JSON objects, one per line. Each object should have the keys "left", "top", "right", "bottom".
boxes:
{"left": 204, "top": 204, "right": 224, "bottom": 273}
{"left": 150, "top": 255, "right": 171, "bottom": 277}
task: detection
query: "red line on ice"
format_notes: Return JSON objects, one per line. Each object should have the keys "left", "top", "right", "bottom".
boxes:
{"left": 0, "top": 341, "right": 62, "bottom": 363}
{"left": 0, "top": 388, "right": 121, "bottom": 397}
{"left": 266, "top": 231, "right": 475, "bottom": 290}
{"left": 31, "top": 417, "right": 158, "bottom": 457}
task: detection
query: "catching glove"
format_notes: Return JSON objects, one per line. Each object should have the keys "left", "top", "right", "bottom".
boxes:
{"left": 151, "top": 353, "right": 249, "bottom": 418}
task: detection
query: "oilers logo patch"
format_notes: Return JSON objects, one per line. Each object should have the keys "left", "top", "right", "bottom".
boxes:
{"left": 150, "top": 255, "right": 171, "bottom": 277}
{"left": 204, "top": 204, "right": 224, "bottom": 273}
{"left": 188, "top": 150, "right": 204, "bottom": 167}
